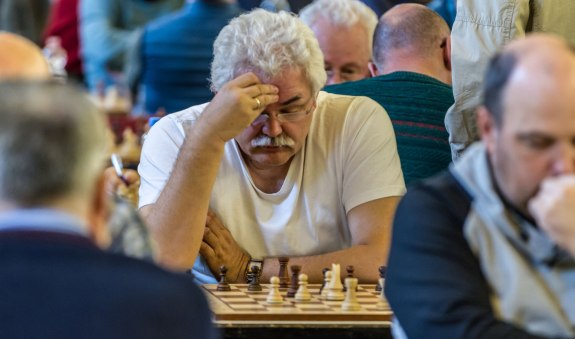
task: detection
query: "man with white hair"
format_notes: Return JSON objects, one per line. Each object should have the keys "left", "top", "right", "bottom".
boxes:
{"left": 299, "top": 0, "right": 378, "bottom": 85}
{"left": 138, "top": 9, "right": 405, "bottom": 284}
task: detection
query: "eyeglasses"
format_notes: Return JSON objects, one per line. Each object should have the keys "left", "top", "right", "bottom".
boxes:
{"left": 251, "top": 99, "right": 316, "bottom": 126}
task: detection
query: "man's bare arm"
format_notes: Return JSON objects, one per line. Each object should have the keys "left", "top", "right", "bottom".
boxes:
{"left": 259, "top": 196, "right": 400, "bottom": 283}
{"left": 140, "top": 73, "right": 278, "bottom": 271}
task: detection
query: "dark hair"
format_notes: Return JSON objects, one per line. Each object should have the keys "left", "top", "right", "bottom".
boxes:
{"left": 482, "top": 51, "right": 519, "bottom": 126}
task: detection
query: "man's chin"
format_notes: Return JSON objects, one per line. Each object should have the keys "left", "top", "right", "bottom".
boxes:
{"left": 248, "top": 149, "right": 294, "bottom": 167}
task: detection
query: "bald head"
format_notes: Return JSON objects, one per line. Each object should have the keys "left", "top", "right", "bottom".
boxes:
{"left": 372, "top": 4, "right": 450, "bottom": 75}
{"left": 0, "top": 32, "right": 51, "bottom": 80}
{"left": 483, "top": 34, "right": 575, "bottom": 126}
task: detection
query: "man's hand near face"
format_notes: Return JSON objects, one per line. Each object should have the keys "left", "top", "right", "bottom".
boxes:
{"left": 199, "top": 73, "right": 280, "bottom": 143}
{"left": 529, "top": 175, "right": 575, "bottom": 256}
{"left": 201, "top": 210, "right": 251, "bottom": 283}
{"left": 140, "top": 73, "right": 278, "bottom": 271}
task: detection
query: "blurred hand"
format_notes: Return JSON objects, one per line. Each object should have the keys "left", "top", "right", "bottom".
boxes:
{"left": 103, "top": 167, "right": 140, "bottom": 206}
{"left": 200, "top": 210, "right": 251, "bottom": 283}
{"left": 528, "top": 175, "right": 575, "bottom": 256}
{"left": 198, "top": 72, "right": 279, "bottom": 143}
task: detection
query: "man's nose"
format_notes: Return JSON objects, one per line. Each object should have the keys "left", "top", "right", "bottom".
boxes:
{"left": 327, "top": 72, "right": 342, "bottom": 86}
{"left": 553, "top": 143, "right": 575, "bottom": 175}
{"left": 261, "top": 115, "right": 283, "bottom": 137}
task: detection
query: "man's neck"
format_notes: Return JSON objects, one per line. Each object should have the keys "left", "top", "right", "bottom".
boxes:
{"left": 380, "top": 59, "right": 451, "bottom": 85}
{"left": 244, "top": 157, "right": 293, "bottom": 194}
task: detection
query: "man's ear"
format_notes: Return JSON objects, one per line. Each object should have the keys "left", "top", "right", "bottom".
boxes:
{"left": 443, "top": 36, "right": 452, "bottom": 72}
{"left": 368, "top": 61, "right": 380, "bottom": 77}
{"left": 477, "top": 105, "right": 497, "bottom": 153}
{"left": 87, "top": 173, "right": 111, "bottom": 249}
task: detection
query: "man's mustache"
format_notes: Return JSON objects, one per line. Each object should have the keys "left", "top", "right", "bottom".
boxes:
{"left": 251, "top": 134, "right": 295, "bottom": 147}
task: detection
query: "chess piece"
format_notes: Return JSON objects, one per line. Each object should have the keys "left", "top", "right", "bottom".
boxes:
{"left": 278, "top": 257, "right": 290, "bottom": 288}
{"left": 320, "top": 270, "right": 332, "bottom": 300}
{"left": 286, "top": 265, "right": 301, "bottom": 298}
{"left": 266, "top": 276, "right": 284, "bottom": 304}
{"left": 327, "top": 263, "right": 344, "bottom": 301}
{"left": 217, "top": 265, "right": 231, "bottom": 292}
{"left": 375, "top": 266, "right": 387, "bottom": 292}
{"left": 344, "top": 265, "right": 358, "bottom": 292}
{"left": 318, "top": 267, "right": 330, "bottom": 296}
{"left": 375, "top": 277, "right": 388, "bottom": 310}
{"left": 117, "top": 128, "right": 141, "bottom": 165}
{"left": 294, "top": 273, "right": 311, "bottom": 302}
{"left": 247, "top": 265, "right": 262, "bottom": 292}
{"left": 341, "top": 277, "right": 361, "bottom": 311}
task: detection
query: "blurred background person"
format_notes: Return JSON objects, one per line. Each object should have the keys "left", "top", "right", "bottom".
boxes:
{"left": 80, "top": 0, "right": 183, "bottom": 92}
{"left": 326, "top": 3, "right": 452, "bottom": 185}
{"left": 43, "top": 0, "right": 84, "bottom": 82}
{"left": 127, "top": 0, "right": 243, "bottom": 115}
{"left": 0, "top": 0, "right": 50, "bottom": 45}
{"left": 300, "top": 0, "right": 378, "bottom": 85}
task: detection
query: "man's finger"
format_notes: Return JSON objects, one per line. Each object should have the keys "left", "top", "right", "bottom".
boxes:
{"left": 203, "top": 226, "right": 220, "bottom": 246}
{"left": 200, "top": 241, "right": 215, "bottom": 259}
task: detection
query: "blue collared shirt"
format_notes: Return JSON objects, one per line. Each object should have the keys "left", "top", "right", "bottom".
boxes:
{"left": 0, "top": 208, "right": 88, "bottom": 237}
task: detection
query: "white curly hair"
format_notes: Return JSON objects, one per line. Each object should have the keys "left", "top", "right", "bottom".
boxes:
{"left": 210, "top": 9, "right": 327, "bottom": 94}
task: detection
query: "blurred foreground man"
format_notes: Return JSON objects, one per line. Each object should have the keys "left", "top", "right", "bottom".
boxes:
{"left": 386, "top": 34, "right": 575, "bottom": 338}
{"left": 0, "top": 82, "right": 217, "bottom": 339}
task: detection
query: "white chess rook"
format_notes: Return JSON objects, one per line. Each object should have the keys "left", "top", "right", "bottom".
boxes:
{"left": 327, "top": 263, "right": 344, "bottom": 301}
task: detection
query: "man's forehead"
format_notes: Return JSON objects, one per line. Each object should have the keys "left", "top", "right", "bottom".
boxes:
{"left": 250, "top": 69, "right": 313, "bottom": 102}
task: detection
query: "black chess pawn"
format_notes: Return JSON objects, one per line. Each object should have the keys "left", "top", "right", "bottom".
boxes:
{"left": 217, "top": 265, "right": 231, "bottom": 292}
{"left": 375, "top": 266, "right": 387, "bottom": 292}
{"left": 247, "top": 265, "right": 262, "bottom": 292}
{"left": 286, "top": 265, "right": 301, "bottom": 297}
{"left": 318, "top": 267, "right": 330, "bottom": 295}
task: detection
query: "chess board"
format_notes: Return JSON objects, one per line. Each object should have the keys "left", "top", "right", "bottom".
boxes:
{"left": 201, "top": 284, "right": 392, "bottom": 322}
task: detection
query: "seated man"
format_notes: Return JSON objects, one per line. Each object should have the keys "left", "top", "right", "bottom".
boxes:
{"left": 299, "top": 0, "right": 377, "bottom": 85}
{"left": 386, "top": 34, "right": 575, "bottom": 338}
{"left": 0, "top": 81, "right": 217, "bottom": 338}
{"left": 138, "top": 9, "right": 405, "bottom": 284}
{"left": 326, "top": 4, "right": 452, "bottom": 185}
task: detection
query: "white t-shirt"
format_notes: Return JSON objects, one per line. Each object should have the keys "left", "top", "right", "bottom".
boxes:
{"left": 139, "top": 91, "right": 406, "bottom": 283}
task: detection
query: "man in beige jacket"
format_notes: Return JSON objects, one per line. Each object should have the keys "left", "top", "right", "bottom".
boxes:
{"left": 445, "top": 0, "right": 575, "bottom": 160}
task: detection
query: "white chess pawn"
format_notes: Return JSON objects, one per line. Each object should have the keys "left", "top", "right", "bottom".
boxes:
{"left": 376, "top": 277, "right": 388, "bottom": 310}
{"left": 342, "top": 277, "right": 361, "bottom": 311}
{"left": 321, "top": 270, "right": 332, "bottom": 299}
{"left": 266, "top": 276, "right": 284, "bottom": 304}
{"left": 327, "top": 263, "right": 344, "bottom": 301}
{"left": 295, "top": 273, "right": 311, "bottom": 302}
